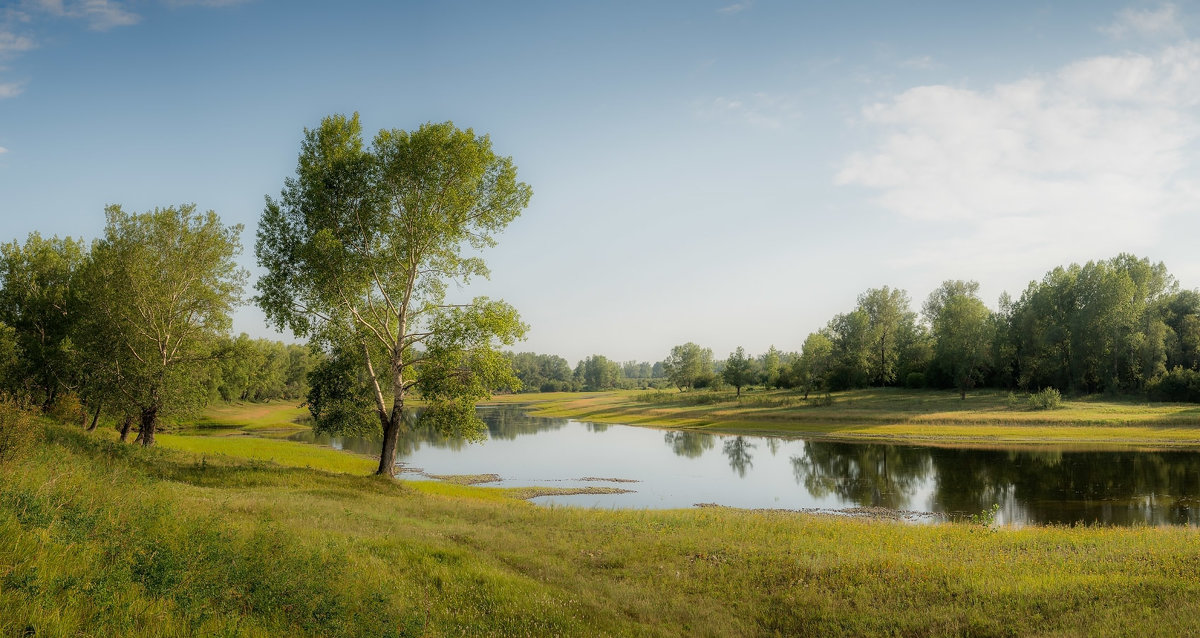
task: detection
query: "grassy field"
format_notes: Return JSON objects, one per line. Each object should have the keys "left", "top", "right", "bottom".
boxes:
{"left": 486, "top": 388, "right": 1200, "bottom": 449}
{"left": 3, "top": 414, "right": 1200, "bottom": 637}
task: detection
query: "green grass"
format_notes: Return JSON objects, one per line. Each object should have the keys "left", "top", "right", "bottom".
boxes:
{"left": 4, "top": 419, "right": 1200, "bottom": 636}
{"left": 488, "top": 388, "right": 1200, "bottom": 449}
{"left": 191, "top": 400, "right": 311, "bottom": 433}
{"left": 157, "top": 432, "right": 377, "bottom": 474}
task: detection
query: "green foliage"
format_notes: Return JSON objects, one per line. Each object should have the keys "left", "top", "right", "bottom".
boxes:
{"left": 925, "top": 280, "right": 994, "bottom": 398}
{"left": 663, "top": 342, "right": 714, "bottom": 391}
{"left": 857, "top": 286, "right": 916, "bottom": 386}
{"left": 257, "top": 114, "right": 530, "bottom": 473}
{"left": 1028, "top": 388, "right": 1062, "bottom": 410}
{"left": 0, "top": 397, "right": 36, "bottom": 463}
{"left": 1146, "top": 367, "right": 1200, "bottom": 403}
{"left": 722, "top": 346, "right": 757, "bottom": 396}
{"left": 0, "top": 233, "right": 87, "bottom": 407}
{"left": 81, "top": 204, "right": 246, "bottom": 444}
{"left": 904, "top": 372, "right": 925, "bottom": 389}
{"left": 48, "top": 392, "right": 85, "bottom": 426}
{"left": 507, "top": 351, "right": 575, "bottom": 392}
{"left": 305, "top": 347, "right": 381, "bottom": 438}
{"left": 757, "top": 345, "right": 781, "bottom": 389}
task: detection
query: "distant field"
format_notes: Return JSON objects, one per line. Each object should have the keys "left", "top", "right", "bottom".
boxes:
{"left": 190, "top": 400, "right": 310, "bottom": 432}
{"left": 486, "top": 388, "right": 1200, "bottom": 448}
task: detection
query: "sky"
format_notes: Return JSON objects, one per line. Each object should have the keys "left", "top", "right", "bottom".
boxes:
{"left": 3, "top": 0, "right": 1200, "bottom": 364}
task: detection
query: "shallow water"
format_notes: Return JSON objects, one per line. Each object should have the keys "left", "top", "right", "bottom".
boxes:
{"left": 288, "top": 405, "right": 1200, "bottom": 526}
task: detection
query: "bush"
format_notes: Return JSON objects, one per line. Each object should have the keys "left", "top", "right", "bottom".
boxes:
{"left": 49, "top": 392, "right": 86, "bottom": 425}
{"left": 1028, "top": 388, "right": 1061, "bottom": 410}
{"left": 0, "top": 397, "right": 38, "bottom": 464}
{"left": 1147, "top": 367, "right": 1200, "bottom": 403}
{"left": 904, "top": 372, "right": 925, "bottom": 389}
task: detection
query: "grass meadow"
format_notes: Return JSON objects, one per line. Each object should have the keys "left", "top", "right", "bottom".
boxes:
{"left": 2, "top": 399, "right": 1200, "bottom": 636}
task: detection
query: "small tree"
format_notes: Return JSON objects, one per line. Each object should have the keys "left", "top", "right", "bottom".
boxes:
{"left": 722, "top": 347, "right": 756, "bottom": 398}
{"left": 256, "top": 114, "right": 530, "bottom": 475}
{"left": 795, "top": 332, "right": 834, "bottom": 400}
{"left": 758, "top": 345, "right": 782, "bottom": 389}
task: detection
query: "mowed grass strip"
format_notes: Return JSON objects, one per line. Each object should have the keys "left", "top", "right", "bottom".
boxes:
{"left": 3, "top": 421, "right": 1200, "bottom": 636}
{"left": 493, "top": 388, "right": 1200, "bottom": 448}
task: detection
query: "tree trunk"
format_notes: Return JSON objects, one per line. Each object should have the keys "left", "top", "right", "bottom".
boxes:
{"left": 87, "top": 401, "right": 102, "bottom": 432}
{"left": 119, "top": 414, "right": 133, "bottom": 442}
{"left": 735, "top": 385, "right": 741, "bottom": 398}
{"left": 375, "top": 405, "right": 402, "bottom": 476}
{"left": 139, "top": 405, "right": 158, "bottom": 447}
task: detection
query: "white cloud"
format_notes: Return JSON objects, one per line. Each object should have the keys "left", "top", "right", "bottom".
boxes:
{"left": 165, "top": 0, "right": 251, "bottom": 6}
{"left": 717, "top": 1, "right": 752, "bottom": 15}
{"left": 1103, "top": 3, "right": 1185, "bottom": 39}
{"left": 0, "top": 82, "right": 23, "bottom": 98}
{"left": 55, "top": 0, "right": 141, "bottom": 31}
{"left": 899, "top": 55, "right": 936, "bottom": 70}
{"left": 837, "top": 42, "right": 1200, "bottom": 270}
{"left": 0, "top": 31, "right": 35, "bottom": 55}
{"left": 0, "top": 146, "right": 7, "bottom": 155}
{"left": 698, "top": 92, "right": 801, "bottom": 129}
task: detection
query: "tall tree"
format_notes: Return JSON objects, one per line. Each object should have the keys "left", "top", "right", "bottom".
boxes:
{"left": 722, "top": 346, "right": 756, "bottom": 397}
{"left": 83, "top": 205, "right": 245, "bottom": 445}
{"left": 256, "top": 114, "right": 530, "bottom": 475}
{"left": 0, "top": 233, "right": 87, "bottom": 408}
{"left": 925, "top": 281, "right": 994, "bottom": 399}
{"left": 857, "top": 286, "right": 914, "bottom": 386}
{"left": 663, "top": 342, "right": 714, "bottom": 391}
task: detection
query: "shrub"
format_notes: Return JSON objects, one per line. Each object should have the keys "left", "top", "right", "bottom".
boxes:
{"left": 49, "top": 392, "right": 86, "bottom": 425}
{"left": 904, "top": 372, "right": 925, "bottom": 389}
{"left": 1028, "top": 388, "right": 1061, "bottom": 410}
{"left": 1146, "top": 367, "right": 1200, "bottom": 403}
{"left": 0, "top": 397, "right": 38, "bottom": 464}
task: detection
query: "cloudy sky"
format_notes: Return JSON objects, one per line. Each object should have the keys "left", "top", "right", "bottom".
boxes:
{"left": 2, "top": 0, "right": 1200, "bottom": 363}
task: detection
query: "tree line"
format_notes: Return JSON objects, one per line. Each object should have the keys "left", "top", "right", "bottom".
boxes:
{"left": 509, "top": 254, "right": 1200, "bottom": 402}
{"left": 0, "top": 212, "right": 314, "bottom": 444}
{"left": 504, "top": 352, "right": 667, "bottom": 392}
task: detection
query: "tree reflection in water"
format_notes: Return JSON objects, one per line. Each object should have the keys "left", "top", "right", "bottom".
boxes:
{"left": 663, "top": 431, "right": 715, "bottom": 459}
{"left": 288, "top": 406, "right": 1200, "bottom": 525}
{"left": 790, "top": 442, "right": 930, "bottom": 510}
{"left": 723, "top": 436, "right": 756, "bottom": 478}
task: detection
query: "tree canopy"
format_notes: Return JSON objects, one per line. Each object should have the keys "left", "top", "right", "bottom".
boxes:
{"left": 256, "top": 113, "right": 531, "bottom": 475}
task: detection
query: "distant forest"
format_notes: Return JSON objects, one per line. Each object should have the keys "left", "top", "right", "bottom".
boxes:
{"left": 508, "top": 254, "right": 1200, "bottom": 403}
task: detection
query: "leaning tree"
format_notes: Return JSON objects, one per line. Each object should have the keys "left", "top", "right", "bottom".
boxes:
{"left": 256, "top": 113, "right": 530, "bottom": 476}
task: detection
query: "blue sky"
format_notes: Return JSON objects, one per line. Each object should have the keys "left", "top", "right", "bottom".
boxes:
{"left": 3, "top": 0, "right": 1200, "bottom": 363}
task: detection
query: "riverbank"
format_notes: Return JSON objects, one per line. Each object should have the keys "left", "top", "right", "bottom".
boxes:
{"left": 3, "top": 419, "right": 1200, "bottom": 636}
{"left": 486, "top": 388, "right": 1200, "bottom": 449}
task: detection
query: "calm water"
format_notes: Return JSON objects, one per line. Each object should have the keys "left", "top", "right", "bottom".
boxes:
{"left": 288, "top": 405, "right": 1200, "bottom": 526}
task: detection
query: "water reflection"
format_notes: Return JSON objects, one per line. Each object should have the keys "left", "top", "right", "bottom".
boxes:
{"left": 663, "top": 431, "right": 714, "bottom": 458}
{"left": 723, "top": 437, "right": 755, "bottom": 478}
{"left": 790, "top": 443, "right": 930, "bottom": 510}
{"left": 284, "top": 405, "right": 1200, "bottom": 525}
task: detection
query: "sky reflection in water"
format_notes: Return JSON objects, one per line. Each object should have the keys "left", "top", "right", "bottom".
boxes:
{"left": 289, "top": 406, "right": 1200, "bottom": 526}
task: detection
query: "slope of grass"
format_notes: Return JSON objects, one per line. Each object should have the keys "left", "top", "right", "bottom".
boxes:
{"left": 190, "top": 400, "right": 311, "bottom": 433}
{"left": 490, "top": 388, "right": 1200, "bottom": 448}
{"left": 3, "top": 420, "right": 1200, "bottom": 636}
